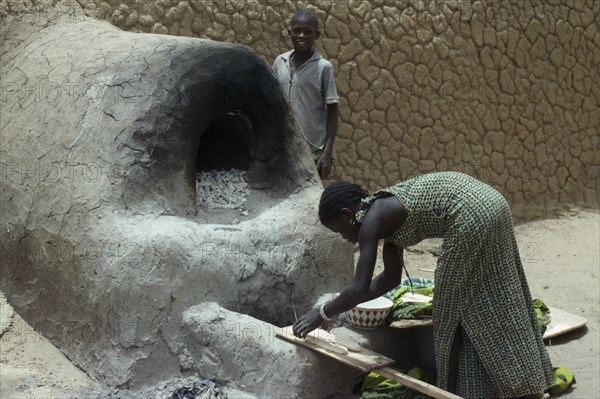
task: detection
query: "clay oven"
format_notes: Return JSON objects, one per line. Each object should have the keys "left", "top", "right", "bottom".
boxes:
{"left": 0, "top": 9, "right": 358, "bottom": 397}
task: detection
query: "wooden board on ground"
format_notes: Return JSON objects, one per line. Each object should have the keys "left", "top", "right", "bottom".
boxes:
{"left": 375, "top": 367, "right": 463, "bottom": 399}
{"left": 389, "top": 306, "right": 587, "bottom": 340}
{"left": 275, "top": 326, "right": 394, "bottom": 373}
{"left": 543, "top": 306, "right": 587, "bottom": 340}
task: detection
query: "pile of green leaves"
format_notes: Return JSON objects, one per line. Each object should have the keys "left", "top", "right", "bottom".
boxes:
{"left": 533, "top": 298, "right": 551, "bottom": 334}
{"left": 389, "top": 285, "right": 434, "bottom": 320}
{"left": 361, "top": 384, "right": 432, "bottom": 399}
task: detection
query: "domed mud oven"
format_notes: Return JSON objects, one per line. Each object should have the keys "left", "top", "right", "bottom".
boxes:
{"left": 0, "top": 10, "right": 357, "bottom": 397}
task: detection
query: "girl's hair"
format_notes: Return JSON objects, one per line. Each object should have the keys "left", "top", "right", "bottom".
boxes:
{"left": 291, "top": 9, "right": 318, "bottom": 29}
{"left": 319, "top": 181, "right": 369, "bottom": 224}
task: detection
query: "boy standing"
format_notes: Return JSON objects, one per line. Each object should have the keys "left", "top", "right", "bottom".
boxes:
{"left": 272, "top": 10, "right": 339, "bottom": 180}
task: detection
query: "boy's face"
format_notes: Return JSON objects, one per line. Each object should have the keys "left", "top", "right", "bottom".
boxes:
{"left": 288, "top": 17, "right": 320, "bottom": 53}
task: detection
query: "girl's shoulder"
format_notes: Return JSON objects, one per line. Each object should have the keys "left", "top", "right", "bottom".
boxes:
{"left": 355, "top": 189, "right": 396, "bottom": 223}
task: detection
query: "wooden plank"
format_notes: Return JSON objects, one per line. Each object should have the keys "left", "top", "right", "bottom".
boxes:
{"left": 277, "top": 327, "right": 462, "bottom": 399}
{"left": 389, "top": 306, "right": 588, "bottom": 340}
{"left": 275, "top": 326, "right": 394, "bottom": 373}
{"left": 374, "top": 366, "right": 463, "bottom": 399}
{"left": 389, "top": 318, "right": 433, "bottom": 329}
{"left": 401, "top": 293, "right": 433, "bottom": 303}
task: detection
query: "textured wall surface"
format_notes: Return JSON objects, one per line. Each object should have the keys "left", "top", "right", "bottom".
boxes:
{"left": 2, "top": 0, "right": 598, "bottom": 220}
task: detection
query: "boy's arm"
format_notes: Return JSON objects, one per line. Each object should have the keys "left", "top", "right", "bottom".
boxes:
{"left": 317, "top": 102, "right": 339, "bottom": 179}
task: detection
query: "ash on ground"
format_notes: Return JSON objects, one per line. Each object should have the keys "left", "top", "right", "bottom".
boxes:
{"left": 196, "top": 169, "right": 249, "bottom": 211}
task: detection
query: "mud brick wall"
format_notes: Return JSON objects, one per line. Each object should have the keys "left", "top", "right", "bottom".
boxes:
{"left": 2, "top": 0, "right": 598, "bottom": 219}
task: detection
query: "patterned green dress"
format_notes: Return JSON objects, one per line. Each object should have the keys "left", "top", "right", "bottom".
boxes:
{"left": 354, "top": 172, "right": 553, "bottom": 398}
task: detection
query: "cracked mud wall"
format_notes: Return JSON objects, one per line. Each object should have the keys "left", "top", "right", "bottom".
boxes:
{"left": 3, "top": 1, "right": 597, "bottom": 219}
{"left": 6, "top": 0, "right": 593, "bottom": 220}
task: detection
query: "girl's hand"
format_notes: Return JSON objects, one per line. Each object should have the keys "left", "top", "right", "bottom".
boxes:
{"left": 292, "top": 307, "right": 325, "bottom": 339}
{"left": 321, "top": 314, "right": 338, "bottom": 331}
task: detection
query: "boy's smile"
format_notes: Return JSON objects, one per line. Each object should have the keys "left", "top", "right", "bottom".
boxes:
{"left": 288, "top": 17, "right": 320, "bottom": 54}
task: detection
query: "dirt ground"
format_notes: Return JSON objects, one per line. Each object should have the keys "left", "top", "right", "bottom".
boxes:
{"left": 0, "top": 206, "right": 598, "bottom": 398}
